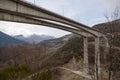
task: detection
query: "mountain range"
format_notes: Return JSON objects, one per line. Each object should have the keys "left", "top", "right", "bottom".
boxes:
{"left": 14, "top": 34, "right": 55, "bottom": 44}
{"left": 0, "top": 31, "right": 26, "bottom": 47}
{"left": 0, "top": 31, "right": 56, "bottom": 47}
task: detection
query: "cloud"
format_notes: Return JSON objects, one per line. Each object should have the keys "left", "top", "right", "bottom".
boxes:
{"left": 101, "top": 0, "right": 120, "bottom": 13}
{"left": 0, "top": 21, "right": 33, "bottom": 37}
{"left": 26, "top": 0, "right": 68, "bottom": 15}
{"left": 26, "top": 0, "right": 101, "bottom": 18}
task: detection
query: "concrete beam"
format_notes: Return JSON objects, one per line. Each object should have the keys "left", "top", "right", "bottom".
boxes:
{"left": 0, "top": 0, "right": 103, "bottom": 37}
{"left": 0, "top": 11, "right": 93, "bottom": 37}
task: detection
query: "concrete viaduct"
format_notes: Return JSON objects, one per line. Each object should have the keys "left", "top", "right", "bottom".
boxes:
{"left": 0, "top": 0, "right": 108, "bottom": 79}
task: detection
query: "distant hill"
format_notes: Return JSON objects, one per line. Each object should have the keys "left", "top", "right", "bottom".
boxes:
{"left": 46, "top": 36, "right": 83, "bottom": 64}
{"left": 93, "top": 19, "right": 120, "bottom": 33}
{"left": 14, "top": 34, "right": 55, "bottom": 43}
{"left": 40, "top": 34, "right": 74, "bottom": 44}
{"left": 0, "top": 31, "right": 26, "bottom": 47}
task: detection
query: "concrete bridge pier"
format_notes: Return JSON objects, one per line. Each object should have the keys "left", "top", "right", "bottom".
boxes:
{"left": 95, "top": 37, "right": 100, "bottom": 80}
{"left": 104, "top": 38, "right": 109, "bottom": 60}
{"left": 83, "top": 37, "right": 89, "bottom": 74}
{"left": 83, "top": 37, "right": 101, "bottom": 79}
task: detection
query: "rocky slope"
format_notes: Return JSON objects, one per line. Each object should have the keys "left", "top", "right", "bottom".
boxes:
{"left": 93, "top": 19, "right": 120, "bottom": 33}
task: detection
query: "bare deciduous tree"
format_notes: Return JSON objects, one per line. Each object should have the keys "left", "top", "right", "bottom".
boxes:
{"left": 104, "top": 8, "right": 120, "bottom": 80}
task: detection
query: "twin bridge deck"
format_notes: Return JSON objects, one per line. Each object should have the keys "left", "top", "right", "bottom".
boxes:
{"left": 0, "top": 0, "right": 104, "bottom": 37}
{"left": 0, "top": 0, "right": 108, "bottom": 79}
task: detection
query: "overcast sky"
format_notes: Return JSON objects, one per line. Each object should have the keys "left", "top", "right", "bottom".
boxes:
{"left": 0, "top": 0, "right": 120, "bottom": 37}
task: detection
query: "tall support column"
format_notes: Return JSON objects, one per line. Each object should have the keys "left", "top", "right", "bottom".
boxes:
{"left": 95, "top": 37, "right": 100, "bottom": 80}
{"left": 104, "top": 38, "right": 109, "bottom": 60}
{"left": 83, "top": 37, "right": 89, "bottom": 74}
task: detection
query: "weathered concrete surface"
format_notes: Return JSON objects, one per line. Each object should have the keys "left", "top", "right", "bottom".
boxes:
{"left": 95, "top": 37, "right": 100, "bottom": 80}
{"left": 0, "top": 0, "right": 104, "bottom": 37}
{"left": 83, "top": 37, "right": 89, "bottom": 74}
